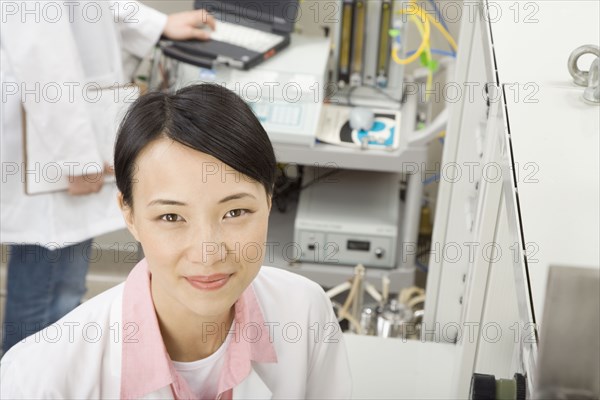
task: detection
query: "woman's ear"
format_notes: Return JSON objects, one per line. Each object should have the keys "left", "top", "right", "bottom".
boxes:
{"left": 117, "top": 192, "right": 140, "bottom": 242}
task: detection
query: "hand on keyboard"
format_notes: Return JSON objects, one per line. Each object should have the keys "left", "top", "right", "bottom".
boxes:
{"left": 210, "top": 21, "right": 283, "bottom": 53}
{"left": 163, "top": 9, "right": 216, "bottom": 41}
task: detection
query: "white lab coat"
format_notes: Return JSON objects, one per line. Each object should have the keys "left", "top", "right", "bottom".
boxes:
{"left": 0, "top": 1, "right": 167, "bottom": 247}
{"left": 0, "top": 266, "right": 353, "bottom": 399}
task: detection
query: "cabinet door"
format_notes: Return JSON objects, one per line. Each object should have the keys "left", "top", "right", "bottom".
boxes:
{"left": 424, "top": 0, "right": 497, "bottom": 341}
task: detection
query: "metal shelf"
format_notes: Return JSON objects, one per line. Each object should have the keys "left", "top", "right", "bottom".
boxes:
{"left": 272, "top": 92, "right": 426, "bottom": 174}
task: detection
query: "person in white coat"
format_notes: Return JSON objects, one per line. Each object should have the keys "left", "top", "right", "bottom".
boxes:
{"left": 0, "top": 83, "right": 353, "bottom": 399}
{"left": 0, "top": 1, "right": 216, "bottom": 354}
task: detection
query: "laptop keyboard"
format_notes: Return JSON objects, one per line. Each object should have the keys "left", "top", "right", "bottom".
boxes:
{"left": 211, "top": 21, "right": 284, "bottom": 53}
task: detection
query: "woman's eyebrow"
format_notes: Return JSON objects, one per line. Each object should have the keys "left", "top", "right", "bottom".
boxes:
{"left": 147, "top": 199, "right": 187, "bottom": 207}
{"left": 218, "top": 193, "right": 256, "bottom": 204}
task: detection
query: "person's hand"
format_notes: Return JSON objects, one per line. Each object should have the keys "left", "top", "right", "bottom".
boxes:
{"left": 163, "top": 9, "right": 216, "bottom": 41}
{"left": 67, "top": 164, "right": 112, "bottom": 196}
{"left": 68, "top": 173, "right": 104, "bottom": 196}
{"left": 103, "top": 162, "right": 114, "bottom": 177}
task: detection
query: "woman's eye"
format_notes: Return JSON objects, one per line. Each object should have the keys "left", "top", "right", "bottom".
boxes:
{"left": 224, "top": 209, "right": 247, "bottom": 219}
{"left": 160, "top": 214, "right": 182, "bottom": 222}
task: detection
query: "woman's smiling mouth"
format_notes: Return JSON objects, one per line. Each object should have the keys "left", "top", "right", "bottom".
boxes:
{"left": 185, "top": 274, "right": 232, "bottom": 290}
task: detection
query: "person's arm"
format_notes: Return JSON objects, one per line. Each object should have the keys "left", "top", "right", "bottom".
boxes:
{"left": 111, "top": 1, "right": 167, "bottom": 59}
{"left": 2, "top": 5, "right": 104, "bottom": 190}
{"left": 112, "top": 1, "right": 216, "bottom": 59}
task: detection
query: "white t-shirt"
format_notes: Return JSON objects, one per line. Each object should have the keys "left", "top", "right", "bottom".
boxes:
{"left": 171, "top": 330, "right": 233, "bottom": 399}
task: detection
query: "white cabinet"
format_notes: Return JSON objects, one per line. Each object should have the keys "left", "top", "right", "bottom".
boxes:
{"left": 427, "top": 0, "right": 599, "bottom": 397}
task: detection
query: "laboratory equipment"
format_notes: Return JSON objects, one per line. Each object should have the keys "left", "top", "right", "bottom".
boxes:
{"left": 375, "top": 299, "right": 413, "bottom": 338}
{"left": 331, "top": 0, "right": 408, "bottom": 105}
{"left": 162, "top": 0, "right": 299, "bottom": 70}
{"left": 174, "top": 35, "right": 330, "bottom": 146}
{"left": 348, "top": 107, "right": 375, "bottom": 131}
{"left": 315, "top": 103, "right": 401, "bottom": 150}
{"left": 360, "top": 285, "right": 424, "bottom": 338}
{"left": 327, "top": 267, "right": 425, "bottom": 338}
{"left": 293, "top": 168, "right": 401, "bottom": 268}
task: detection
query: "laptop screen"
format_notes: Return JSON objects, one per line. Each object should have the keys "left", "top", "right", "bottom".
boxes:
{"left": 194, "top": 0, "right": 299, "bottom": 33}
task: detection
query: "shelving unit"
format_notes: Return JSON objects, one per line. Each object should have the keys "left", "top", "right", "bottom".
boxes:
{"left": 265, "top": 85, "right": 427, "bottom": 291}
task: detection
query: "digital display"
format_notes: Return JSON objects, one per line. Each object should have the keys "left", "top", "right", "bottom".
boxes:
{"left": 347, "top": 240, "right": 370, "bottom": 251}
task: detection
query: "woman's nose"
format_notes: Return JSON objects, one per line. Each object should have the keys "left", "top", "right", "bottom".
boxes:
{"left": 186, "top": 224, "right": 226, "bottom": 266}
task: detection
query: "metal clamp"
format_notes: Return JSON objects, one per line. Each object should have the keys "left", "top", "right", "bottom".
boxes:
{"left": 568, "top": 45, "right": 600, "bottom": 103}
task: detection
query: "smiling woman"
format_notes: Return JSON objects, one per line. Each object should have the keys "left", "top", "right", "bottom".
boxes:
{"left": 0, "top": 84, "right": 352, "bottom": 399}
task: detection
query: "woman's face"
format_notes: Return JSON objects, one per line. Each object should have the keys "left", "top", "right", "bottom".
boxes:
{"left": 119, "top": 137, "right": 271, "bottom": 320}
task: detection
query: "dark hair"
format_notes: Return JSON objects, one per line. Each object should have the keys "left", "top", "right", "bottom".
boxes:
{"left": 114, "top": 84, "right": 276, "bottom": 207}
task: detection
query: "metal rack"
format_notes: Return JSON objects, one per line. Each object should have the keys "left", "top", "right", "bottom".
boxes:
{"left": 266, "top": 90, "right": 426, "bottom": 292}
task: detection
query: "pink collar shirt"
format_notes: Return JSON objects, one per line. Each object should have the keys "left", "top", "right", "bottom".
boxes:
{"left": 119, "top": 260, "right": 278, "bottom": 400}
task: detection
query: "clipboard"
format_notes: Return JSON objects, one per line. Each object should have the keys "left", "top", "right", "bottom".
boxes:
{"left": 22, "top": 84, "right": 139, "bottom": 195}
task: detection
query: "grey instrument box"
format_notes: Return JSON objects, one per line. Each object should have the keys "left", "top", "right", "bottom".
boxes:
{"left": 293, "top": 168, "right": 401, "bottom": 268}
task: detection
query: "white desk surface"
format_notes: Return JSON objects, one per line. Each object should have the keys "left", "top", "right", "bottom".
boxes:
{"left": 506, "top": 86, "right": 600, "bottom": 326}
{"left": 344, "top": 334, "right": 456, "bottom": 399}
{"left": 490, "top": 0, "right": 600, "bottom": 86}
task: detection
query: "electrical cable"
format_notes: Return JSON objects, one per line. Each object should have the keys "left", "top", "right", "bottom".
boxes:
{"left": 272, "top": 168, "right": 339, "bottom": 213}
{"left": 409, "top": 14, "right": 433, "bottom": 100}
{"left": 423, "top": 173, "right": 440, "bottom": 186}
{"left": 428, "top": 14, "right": 458, "bottom": 52}
{"left": 417, "top": 247, "right": 431, "bottom": 258}
{"left": 391, "top": 7, "right": 431, "bottom": 65}
{"left": 407, "top": 48, "right": 456, "bottom": 58}
{"left": 272, "top": 167, "right": 301, "bottom": 213}
{"left": 300, "top": 169, "right": 340, "bottom": 191}
{"left": 415, "top": 259, "right": 429, "bottom": 272}
{"left": 427, "top": 0, "right": 450, "bottom": 33}
{"left": 407, "top": 294, "right": 426, "bottom": 310}
{"left": 399, "top": 286, "right": 425, "bottom": 305}
{"left": 390, "top": 1, "right": 457, "bottom": 66}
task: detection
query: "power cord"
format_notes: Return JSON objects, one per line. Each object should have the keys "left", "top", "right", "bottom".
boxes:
{"left": 272, "top": 167, "right": 341, "bottom": 213}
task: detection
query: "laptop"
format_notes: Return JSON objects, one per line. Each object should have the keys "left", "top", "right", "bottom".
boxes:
{"left": 161, "top": 0, "right": 299, "bottom": 70}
